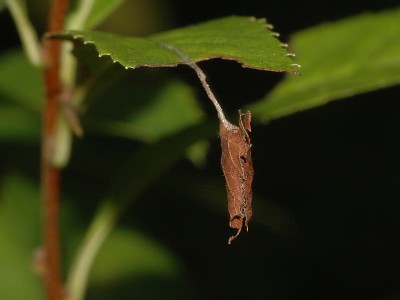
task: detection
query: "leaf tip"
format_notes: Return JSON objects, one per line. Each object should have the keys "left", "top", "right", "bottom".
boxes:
{"left": 228, "top": 226, "right": 242, "bottom": 245}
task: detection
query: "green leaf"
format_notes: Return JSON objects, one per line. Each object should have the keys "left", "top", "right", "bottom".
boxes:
{"left": 87, "top": 79, "right": 204, "bottom": 142}
{"left": 0, "top": 105, "right": 40, "bottom": 143}
{"left": 249, "top": 8, "right": 400, "bottom": 121}
{"left": 0, "top": 50, "right": 43, "bottom": 112}
{"left": 89, "top": 228, "right": 183, "bottom": 284}
{"left": 53, "top": 16, "right": 298, "bottom": 73}
{"left": 0, "top": 173, "right": 43, "bottom": 300}
{"left": 0, "top": 51, "right": 42, "bottom": 143}
{"left": 0, "top": 0, "right": 6, "bottom": 12}
{"left": 84, "top": 0, "right": 125, "bottom": 29}
{"left": 68, "top": 0, "right": 125, "bottom": 30}
{"left": 109, "top": 121, "right": 216, "bottom": 204}
{"left": 87, "top": 228, "right": 194, "bottom": 299}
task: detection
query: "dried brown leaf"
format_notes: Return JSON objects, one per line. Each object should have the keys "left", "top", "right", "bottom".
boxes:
{"left": 220, "top": 110, "right": 254, "bottom": 244}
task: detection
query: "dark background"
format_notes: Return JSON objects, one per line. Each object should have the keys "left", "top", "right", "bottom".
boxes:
{"left": 1, "top": 1, "right": 400, "bottom": 299}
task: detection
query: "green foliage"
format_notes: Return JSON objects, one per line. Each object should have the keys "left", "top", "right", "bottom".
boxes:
{"left": 0, "top": 51, "right": 41, "bottom": 142}
{"left": 250, "top": 8, "right": 400, "bottom": 121}
{"left": 0, "top": 50, "right": 42, "bottom": 111}
{"left": 87, "top": 229, "right": 195, "bottom": 299}
{"left": 55, "top": 16, "right": 299, "bottom": 72}
{"left": 68, "top": 0, "right": 125, "bottom": 30}
{"left": 0, "top": 174, "right": 43, "bottom": 300}
{"left": 89, "top": 229, "right": 185, "bottom": 287}
{"left": 87, "top": 79, "right": 205, "bottom": 142}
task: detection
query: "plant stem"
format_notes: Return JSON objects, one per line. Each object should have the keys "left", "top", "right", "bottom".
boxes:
{"left": 188, "top": 60, "right": 233, "bottom": 130}
{"left": 42, "top": 0, "right": 69, "bottom": 299}
{"left": 159, "top": 43, "right": 233, "bottom": 130}
{"left": 66, "top": 201, "right": 118, "bottom": 300}
{"left": 5, "top": 0, "right": 43, "bottom": 67}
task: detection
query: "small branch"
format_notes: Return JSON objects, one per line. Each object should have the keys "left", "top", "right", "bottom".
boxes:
{"left": 159, "top": 43, "right": 233, "bottom": 130}
{"left": 42, "top": 0, "right": 69, "bottom": 299}
{"left": 66, "top": 201, "right": 118, "bottom": 300}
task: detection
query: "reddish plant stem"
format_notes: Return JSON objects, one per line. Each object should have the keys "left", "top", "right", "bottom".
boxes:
{"left": 42, "top": 0, "right": 69, "bottom": 299}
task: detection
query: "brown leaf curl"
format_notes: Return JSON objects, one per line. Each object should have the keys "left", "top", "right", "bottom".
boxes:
{"left": 220, "top": 110, "right": 254, "bottom": 244}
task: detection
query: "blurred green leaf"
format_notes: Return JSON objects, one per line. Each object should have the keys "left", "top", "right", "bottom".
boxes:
{"left": 0, "top": 50, "right": 43, "bottom": 112}
{"left": 89, "top": 228, "right": 183, "bottom": 284}
{"left": 0, "top": 105, "right": 40, "bottom": 142}
{"left": 249, "top": 8, "right": 400, "bottom": 121}
{"left": 109, "top": 121, "right": 216, "bottom": 204}
{"left": 0, "top": 0, "right": 5, "bottom": 11}
{"left": 53, "top": 16, "right": 298, "bottom": 73}
{"left": 84, "top": 0, "right": 125, "bottom": 30}
{"left": 67, "top": 0, "right": 125, "bottom": 30}
{"left": 87, "top": 79, "right": 204, "bottom": 142}
{"left": 0, "top": 51, "right": 41, "bottom": 142}
{"left": 185, "top": 139, "right": 210, "bottom": 168}
{"left": 87, "top": 228, "right": 194, "bottom": 299}
{"left": 0, "top": 173, "right": 43, "bottom": 300}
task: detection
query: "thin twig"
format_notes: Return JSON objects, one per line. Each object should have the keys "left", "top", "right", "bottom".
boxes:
{"left": 5, "top": 0, "right": 43, "bottom": 67}
{"left": 159, "top": 43, "right": 234, "bottom": 130}
{"left": 42, "top": 0, "right": 69, "bottom": 299}
{"left": 66, "top": 201, "right": 118, "bottom": 300}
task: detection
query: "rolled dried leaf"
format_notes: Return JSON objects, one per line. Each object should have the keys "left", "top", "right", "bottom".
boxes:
{"left": 220, "top": 110, "right": 254, "bottom": 244}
